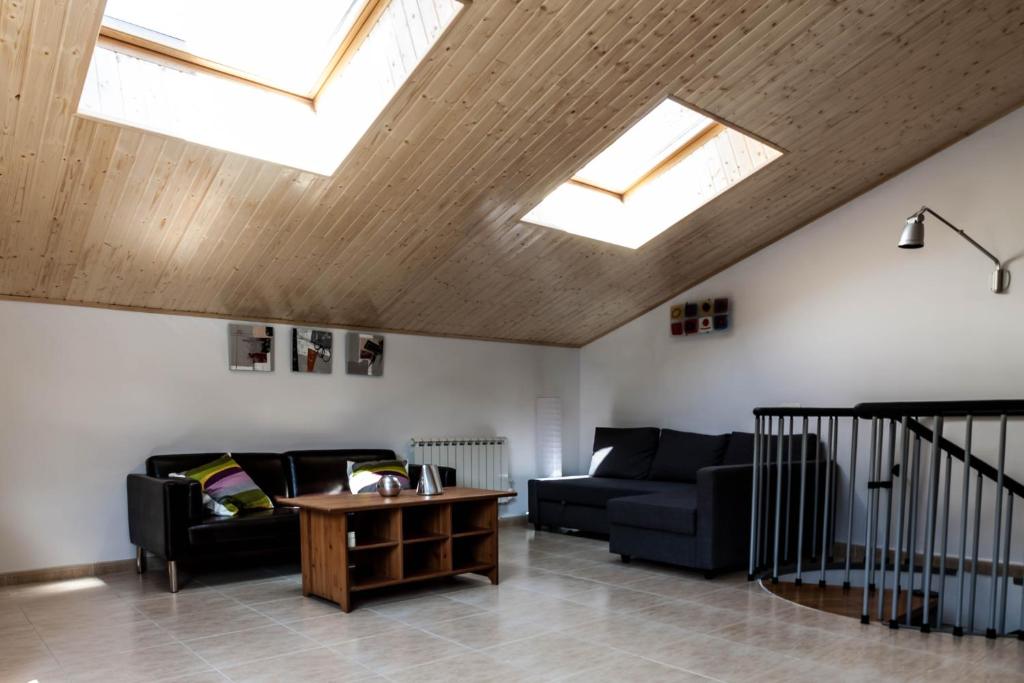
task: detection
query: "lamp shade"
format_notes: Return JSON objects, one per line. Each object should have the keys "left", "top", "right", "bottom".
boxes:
{"left": 898, "top": 214, "right": 925, "bottom": 249}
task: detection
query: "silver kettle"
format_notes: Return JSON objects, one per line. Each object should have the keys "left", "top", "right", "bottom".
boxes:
{"left": 416, "top": 464, "right": 444, "bottom": 496}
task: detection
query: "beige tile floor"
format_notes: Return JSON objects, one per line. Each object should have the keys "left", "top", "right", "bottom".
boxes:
{"left": 2, "top": 524, "right": 1022, "bottom": 682}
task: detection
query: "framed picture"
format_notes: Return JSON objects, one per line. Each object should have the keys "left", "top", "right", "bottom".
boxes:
{"left": 670, "top": 297, "right": 730, "bottom": 337}
{"left": 228, "top": 324, "right": 274, "bottom": 372}
{"left": 346, "top": 332, "right": 384, "bottom": 376}
{"left": 292, "top": 328, "right": 333, "bottom": 374}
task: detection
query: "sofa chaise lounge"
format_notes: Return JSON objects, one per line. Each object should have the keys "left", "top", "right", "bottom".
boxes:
{"left": 528, "top": 427, "right": 824, "bottom": 576}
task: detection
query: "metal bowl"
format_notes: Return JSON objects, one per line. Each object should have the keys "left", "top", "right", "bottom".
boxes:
{"left": 376, "top": 474, "right": 403, "bottom": 497}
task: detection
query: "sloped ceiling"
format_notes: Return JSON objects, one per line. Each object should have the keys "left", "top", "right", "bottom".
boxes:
{"left": 1, "top": 0, "right": 1022, "bottom": 346}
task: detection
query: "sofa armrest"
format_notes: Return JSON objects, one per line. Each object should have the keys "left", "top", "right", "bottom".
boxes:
{"left": 126, "top": 474, "right": 201, "bottom": 561}
{"left": 527, "top": 479, "right": 539, "bottom": 524}
{"left": 697, "top": 464, "right": 754, "bottom": 544}
{"left": 697, "top": 459, "right": 828, "bottom": 570}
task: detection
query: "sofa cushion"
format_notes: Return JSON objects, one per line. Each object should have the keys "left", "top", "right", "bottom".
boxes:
{"left": 608, "top": 491, "right": 699, "bottom": 535}
{"left": 147, "top": 453, "right": 289, "bottom": 498}
{"left": 591, "top": 427, "right": 660, "bottom": 479}
{"left": 534, "top": 476, "right": 692, "bottom": 508}
{"left": 286, "top": 449, "right": 397, "bottom": 496}
{"left": 175, "top": 454, "right": 274, "bottom": 517}
{"left": 347, "top": 459, "right": 411, "bottom": 494}
{"left": 188, "top": 508, "right": 299, "bottom": 548}
{"left": 649, "top": 430, "right": 728, "bottom": 483}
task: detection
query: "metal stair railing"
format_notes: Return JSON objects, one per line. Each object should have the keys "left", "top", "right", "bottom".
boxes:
{"left": 750, "top": 401, "right": 1024, "bottom": 639}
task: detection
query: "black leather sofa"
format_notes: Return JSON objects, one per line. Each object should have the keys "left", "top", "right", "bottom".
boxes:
{"left": 528, "top": 428, "right": 824, "bottom": 576}
{"left": 127, "top": 449, "right": 455, "bottom": 591}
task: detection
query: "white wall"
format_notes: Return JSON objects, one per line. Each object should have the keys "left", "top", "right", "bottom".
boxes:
{"left": 0, "top": 303, "right": 579, "bottom": 573}
{"left": 579, "top": 106, "right": 1024, "bottom": 561}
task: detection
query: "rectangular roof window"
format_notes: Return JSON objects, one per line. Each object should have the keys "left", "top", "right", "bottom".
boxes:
{"left": 524, "top": 98, "right": 783, "bottom": 248}
{"left": 102, "top": 0, "right": 368, "bottom": 97}
{"left": 571, "top": 99, "right": 714, "bottom": 195}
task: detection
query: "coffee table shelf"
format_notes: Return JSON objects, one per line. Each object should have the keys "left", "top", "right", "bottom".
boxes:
{"left": 403, "top": 532, "right": 448, "bottom": 544}
{"left": 280, "top": 487, "right": 515, "bottom": 611}
{"left": 350, "top": 538, "right": 399, "bottom": 551}
{"left": 452, "top": 527, "right": 492, "bottom": 538}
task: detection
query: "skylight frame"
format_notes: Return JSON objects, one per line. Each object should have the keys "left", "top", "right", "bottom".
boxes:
{"left": 522, "top": 97, "right": 784, "bottom": 249}
{"left": 98, "top": 0, "right": 385, "bottom": 102}
{"left": 569, "top": 98, "right": 718, "bottom": 196}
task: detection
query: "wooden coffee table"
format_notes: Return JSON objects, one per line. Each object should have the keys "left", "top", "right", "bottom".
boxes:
{"left": 278, "top": 487, "right": 515, "bottom": 612}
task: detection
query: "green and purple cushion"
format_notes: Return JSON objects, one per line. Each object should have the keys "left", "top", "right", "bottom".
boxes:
{"left": 347, "top": 459, "right": 410, "bottom": 494}
{"left": 175, "top": 454, "right": 274, "bottom": 517}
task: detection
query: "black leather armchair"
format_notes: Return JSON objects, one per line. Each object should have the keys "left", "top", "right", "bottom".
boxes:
{"left": 127, "top": 449, "right": 455, "bottom": 591}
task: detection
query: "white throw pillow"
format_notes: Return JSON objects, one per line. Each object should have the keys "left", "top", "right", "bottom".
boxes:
{"left": 588, "top": 447, "right": 613, "bottom": 475}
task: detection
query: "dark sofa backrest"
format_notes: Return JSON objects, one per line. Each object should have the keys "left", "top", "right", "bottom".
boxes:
{"left": 147, "top": 449, "right": 401, "bottom": 498}
{"left": 286, "top": 449, "right": 397, "bottom": 496}
{"left": 146, "top": 453, "right": 290, "bottom": 497}
{"left": 722, "top": 431, "right": 821, "bottom": 466}
{"left": 592, "top": 427, "right": 661, "bottom": 479}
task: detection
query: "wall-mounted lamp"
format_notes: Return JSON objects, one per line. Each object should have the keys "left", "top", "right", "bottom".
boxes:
{"left": 898, "top": 206, "right": 1010, "bottom": 293}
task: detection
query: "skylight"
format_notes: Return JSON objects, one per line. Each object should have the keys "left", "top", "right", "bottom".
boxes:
{"left": 523, "top": 98, "right": 782, "bottom": 249}
{"left": 572, "top": 100, "right": 714, "bottom": 194}
{"left": 102, "top": 0, "right": 367, "bottom": 97}
{"left": 80, "top": 0, "right": 463, "bottom": 175}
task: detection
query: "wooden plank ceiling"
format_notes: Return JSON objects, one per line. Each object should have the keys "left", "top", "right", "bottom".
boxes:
{"left": 1, "top": 0, "right": 1023, "bottom": 346}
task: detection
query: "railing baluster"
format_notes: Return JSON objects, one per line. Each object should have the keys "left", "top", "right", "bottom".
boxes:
{"left": 967, "top": 471, "right": 983, "bottom": 634}
{"left": 830, "top": 420, "right": 840, "bottom": 558}
{"left": 935, "top": 452, "right": 952, "bottom": 630}
{"left": 953, "top": 416, "right": 973, "bottom": 636}
{"left": 861, "top": 417, "right": 879, "bottom": 623}
{"left": 784, "top": 417, "right": 794, "bottom": 563}
{"left": 749, "top": 415, "right": 762, "bottom": 580}
{"left": 877, "top": 419, "right": 896, "bottom": 620}
{"left": 867, "top": 422, "right": 883, "bottom": 590}
{"left": 986, "top": 414, "right": 1007, "bottom": 639}
{"left": 819, "top": 416, "right": 835, "bottom": 585}
{"left": 921, "top": 415, "right": 943, "bottom": 633}
{"left": 843, "top": 417, "right": 860, "bottom": 588}
{"left": 998, "top": 493, "right": 1013, "bottom": 635}
{"left": 760, "top": 417, "right": 774, "bottom": 567}
{"left": 772, "top": 416, "right": 785, "bottom": 584}
{"left": 906, "top": 433, "right": 922, "bottom": 626}
{"left": 890, "top": 417, "right": 910, "bottom": 628}
{"left": 812, "top": 417, "right": 821, "bottom": 560}
{"left": 1019, "top": 548, "right": 1024, "bottom": 641}
{"left": 796, "top": 416, "right": 809, "bottom": 585}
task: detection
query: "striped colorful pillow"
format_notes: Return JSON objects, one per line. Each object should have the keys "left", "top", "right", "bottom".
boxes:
{"left": 178, "top": 454, "right": 274, "bottom": 517}
{"left": 347, "top": 459, "right": 410, "bottom": 494}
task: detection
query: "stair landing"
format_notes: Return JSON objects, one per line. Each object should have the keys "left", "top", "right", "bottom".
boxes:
{"left": 764, "top": 580, "right": 938, "bottom": 625}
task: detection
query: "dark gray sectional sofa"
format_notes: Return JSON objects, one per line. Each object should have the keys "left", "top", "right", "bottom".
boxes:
{"left": 528, "top": 427, "right": 824, "bottom": 575}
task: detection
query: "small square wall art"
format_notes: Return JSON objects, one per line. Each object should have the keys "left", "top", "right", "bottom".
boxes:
{"left": 292, "top": 328, "right": 333, "bottom": 374}
{"left": 228, "top": 324, "right": 275, "bottom": 371}
{"left": 670, "top": 297, "right": 729, "bottom": 337}
{"left": 346, "top": 332, "right": 385, "bottom": 376}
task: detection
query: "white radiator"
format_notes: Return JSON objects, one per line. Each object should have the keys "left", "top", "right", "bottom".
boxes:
{"left": 410, "top": 437, "right": 512, "bottom": 501}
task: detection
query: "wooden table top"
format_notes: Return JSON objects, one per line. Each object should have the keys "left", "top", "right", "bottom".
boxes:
{"left": 277, "top": 487, "right": 516, "bottom": 513}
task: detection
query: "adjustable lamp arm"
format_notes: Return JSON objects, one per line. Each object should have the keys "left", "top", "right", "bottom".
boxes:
{"left": 915, "top": 206, "right": 1002, "bottom": 268}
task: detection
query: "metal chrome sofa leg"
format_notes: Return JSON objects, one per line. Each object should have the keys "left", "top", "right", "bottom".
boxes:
{"left": 168, "top": 560, "right": 179, "bottom": 593}
{"left": 135, "top": 546, "right": 147, "bottom": 574}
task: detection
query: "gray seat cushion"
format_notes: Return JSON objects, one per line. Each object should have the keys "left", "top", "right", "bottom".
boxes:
{"left": 608, "top": 491, "right": 699, "bottom": 535}
{"left": 534, "top": 477, "right": 693, "bottom": 508}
